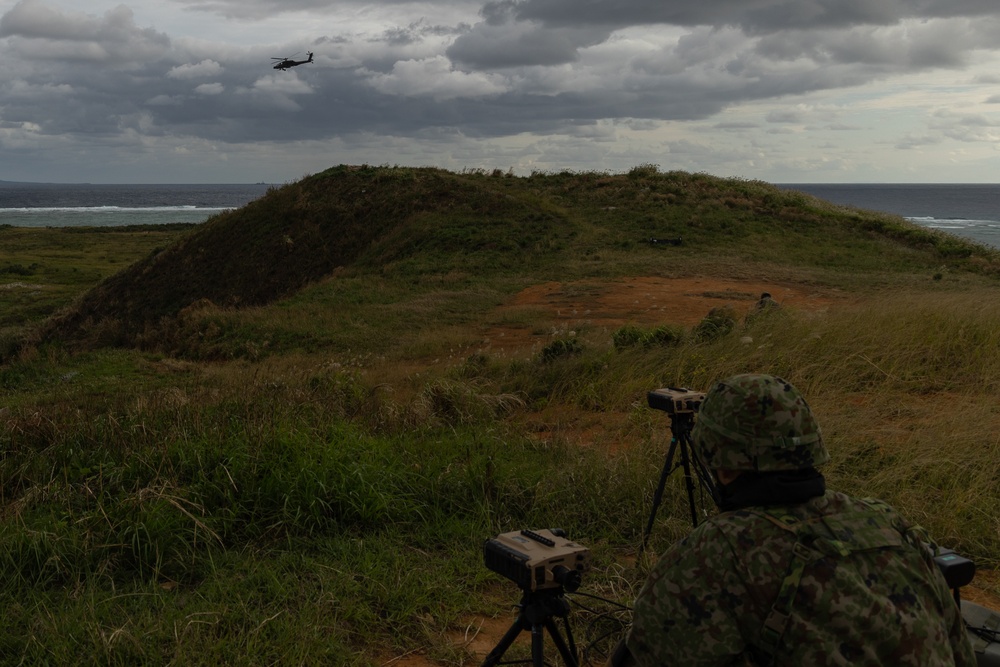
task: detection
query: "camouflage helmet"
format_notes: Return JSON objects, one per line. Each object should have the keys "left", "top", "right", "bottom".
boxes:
{"left": 691, "top": 374, "right": 828, "bottom": 472}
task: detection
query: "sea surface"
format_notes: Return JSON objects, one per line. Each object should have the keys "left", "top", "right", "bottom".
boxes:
{"left": 781, "top": 183, "right": 1000, "bottom": 249}
{"left": 0, "top": 183, "right": 272, "bottom": 228}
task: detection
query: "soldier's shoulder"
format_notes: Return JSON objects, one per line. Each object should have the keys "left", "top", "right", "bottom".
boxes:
{"left": 658, "top": 513, "right": 758, "bottom": 568}
{"left": 821, "top": 492, "right": 912, "bottom": 530}
{"left": 804, "top": 490, "right": 900, "bottom": 518}
{"left": 695, "top": 506, "right": 794, "bottom": 553}
{"left": 677, "top": 492, "right": 912, "bottom": 555}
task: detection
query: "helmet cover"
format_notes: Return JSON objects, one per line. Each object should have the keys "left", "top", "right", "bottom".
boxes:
{"left": 691, "top": 374, "right": 828, "bottom": 472}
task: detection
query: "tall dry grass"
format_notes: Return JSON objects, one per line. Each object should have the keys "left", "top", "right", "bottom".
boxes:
{"left": 535, "top": 287, "right": 1000, "bottom": 566}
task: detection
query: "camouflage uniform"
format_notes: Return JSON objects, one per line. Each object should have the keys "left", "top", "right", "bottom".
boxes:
{"left": 756, "top": 293, "right": 779, "bottom": 311}
{"left": 626, "top": 491, "right": 975, "bottom": 666}
{"left": 623, "top": 375, "right": 976, "bottom": 667}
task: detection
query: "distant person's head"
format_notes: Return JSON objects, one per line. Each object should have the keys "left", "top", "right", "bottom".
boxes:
{"left": 691, "top": 374, "right": 828, "bottom": 484}
{"left": 760, "top": 292, "right": 771, "bottom": 300}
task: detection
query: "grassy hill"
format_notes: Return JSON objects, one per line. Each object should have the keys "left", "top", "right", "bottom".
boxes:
{"left": 36, "top": 164, "right": 1000, "bottom": 358}
{"left": 3, "top": 165, "right": 1000, "bottom": 665}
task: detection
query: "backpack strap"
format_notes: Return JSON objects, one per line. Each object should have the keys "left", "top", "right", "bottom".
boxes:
{"left": 750, "top": 506, "right": 897, "bottom": 665}
{"left": 753, "top": 512, "right": 825, "bottom": 663}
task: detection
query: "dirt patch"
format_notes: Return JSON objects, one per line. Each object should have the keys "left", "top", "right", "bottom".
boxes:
{"left": 478, "top": 276, "right": 842, "bottom": 354}
{"left": 447, "top": 615, "right": 520, "bottom": 663}
{"left": 510, "top": 277, "right": 836, "bottom": 325}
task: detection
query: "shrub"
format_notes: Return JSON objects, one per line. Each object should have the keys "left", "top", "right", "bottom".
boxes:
{"left": 613, "top": 324, "right": 685, "bottom": 350}
{"left": 693, "top": 305, "right": 737, "bottom": 341}
{"left": 540, "top": 337, "right": 583, "bottom": 362}
{"left": 645, "top": 325, "right": 685, "bottom": 347}
{"left": 612, "top": 325, "right": 645, "bottom": 350}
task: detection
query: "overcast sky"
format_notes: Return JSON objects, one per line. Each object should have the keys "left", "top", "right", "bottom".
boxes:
{"left": 3, "top": 0, "right": 1000, "bottom": 183}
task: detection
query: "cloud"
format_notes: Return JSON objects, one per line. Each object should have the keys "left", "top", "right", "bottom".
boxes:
{"left": 0, "top": 0, "right": 91, "bottom": 40}
{"left": 2, "top": 0, "right": 993, "bottom": 148}
{"left": 0, "top": 0, "right": 171, "bottom": 65}
{"left": 164, "top": 0, "right": 486, "bottom": 21}
{"left": 194, "top": 82, "right": 225, "bottom": 95}
{"left": 163, "top": 0, "right": 349, "bottom": 20}
{"left": 146, "top": 94, "right": 183, "bottom": 106}
{"left": 447, "top": 16, "right": 609, "bottom": 68}
{"left": 896, "top": 134, "right": 944, "bottom": 150}
{"left": 168, "top": 59, "right": 224, "bottom": 79}
{"left": 498, "top": 0, "right": 999, "bottom": 33}
{"left": 767, "top": 109, "right": 807, "bottom": 124}
{"left": 931, "top": 109, "right": 1000, "bottom": 143}
{"left": 3, "top": 0, "right": 1000, "bottom": 182}
{"left": 715, "top": 121, "right": 761, "bottom": 130}
{"left": 363, "top": 55, "right": 507, "bottom": 99}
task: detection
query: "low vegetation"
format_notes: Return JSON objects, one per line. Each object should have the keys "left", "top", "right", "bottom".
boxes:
{"left": 2, "top": 165, "right": 999, "bottom": 665}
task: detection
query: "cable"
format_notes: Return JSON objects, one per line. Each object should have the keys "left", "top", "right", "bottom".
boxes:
{"left": 566, "top": 590, "right": 634, "bottom": 666}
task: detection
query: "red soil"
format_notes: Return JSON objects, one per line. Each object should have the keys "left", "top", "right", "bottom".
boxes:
{"left": 478, "top": 276, "right": 840, "bottom": 355}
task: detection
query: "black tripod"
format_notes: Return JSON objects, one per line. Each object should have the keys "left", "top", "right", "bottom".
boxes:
{"left": 640, "top": 411, "right": 717, "bottom": 551}
{"left": 481, "top": 586, "right": 580, "bottom": 667}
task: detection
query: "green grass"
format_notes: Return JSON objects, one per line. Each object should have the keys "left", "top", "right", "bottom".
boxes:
{"left": 3, "top": 166, "right": 1000, "bottom": 664}
{"left": 0, "top": 370, "right": 654, "bottom": 663}
{"left": 0, "top": 225, "right": 192, "bottom": 356}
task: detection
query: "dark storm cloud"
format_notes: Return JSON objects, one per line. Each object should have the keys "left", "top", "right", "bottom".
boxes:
{"left": 0, "top": 1, "right": 350, "bottom": 142}
{"left": 444, "top": 0, "right": 1000, "bottom": 73}
{"left": 499, "top": 0, "right": 999, "bottom": 32}
{"left": 0, "top": 1, "right": 170, "bottom": 61}
{"left": 0, "top": 1, "right": 177, "bottom": 136}
{"left": 752, "top": 19, "right": 987, "bottom": 69}
{"left": 161, "top": 0, "right": 1000, "bottom": 31}
{"left": 2, "top": 0, "right": 1000, "bottom": 180}
{"left": 166, "top": 0, "right": 483, "bottom": 21}
{"left": 447, "top": 21, "right": 608, "bottom": 68}
{"left": 0, "top": 0, "right": 986, "bottom": 148}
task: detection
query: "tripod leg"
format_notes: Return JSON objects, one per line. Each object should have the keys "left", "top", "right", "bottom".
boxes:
{"left": 640, "top": 437, "right": 679, "bottom": 552}
{"left": 690, "top": 439, "right": 720, "bottom": 508}
{"left": 481, "top": 614, "right": 528, "bottom": 667}
{"left": 532, "top": 623, "right": 545, "bottom": 667}
{"left": 544, "top": 617, "right": 580, "bottom": 667}
{"left": 677, "top": 437, "right": 699, "bottom": 527}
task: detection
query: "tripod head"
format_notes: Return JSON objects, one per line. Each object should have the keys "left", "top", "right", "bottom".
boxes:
{"left": 647, "top": 387, "right": 705, "bottom": 415}
{"left": 484, "top": 529, "right": 590, "bottom": 593}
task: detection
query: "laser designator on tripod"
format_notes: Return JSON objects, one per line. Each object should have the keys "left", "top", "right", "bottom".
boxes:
{"left": 481, "top": 529, "right": 590, "bottom": 667}
{"left": 641, "top": 388, "right": 718, "bottom": 552}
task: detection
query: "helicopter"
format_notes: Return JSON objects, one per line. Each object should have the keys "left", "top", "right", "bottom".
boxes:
{"left": 271, "top": 52, "right": 313, "bottom": 71}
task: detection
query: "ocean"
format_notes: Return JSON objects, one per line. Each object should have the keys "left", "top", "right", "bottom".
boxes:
{"left": 1, "top": 182, "right": 998, "bottom": 250}
{"left": 0, "top": 183, "right": 272, "bottom": 228}
{"left": 781, "top": 183, "right": 1000, "bottom": 249}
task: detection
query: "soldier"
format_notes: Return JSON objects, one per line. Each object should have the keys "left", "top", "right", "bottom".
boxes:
{"left": 744, "top": 293, "right": 780, "bottom": 328}
{"left": 756, "top": 292, "right": 780, "bottom": 310}
{"left": 612, "top": 374, "right": 975, "bottom": 666}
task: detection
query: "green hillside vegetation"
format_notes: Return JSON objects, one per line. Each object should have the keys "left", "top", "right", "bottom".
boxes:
{"left": 2, "top": 165, "right": 999, "bottom": 665}
{"left": 33, "top": 164, "right": 997, "bottom": 359}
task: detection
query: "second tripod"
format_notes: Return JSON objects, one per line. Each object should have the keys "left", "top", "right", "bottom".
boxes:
{"left": 641, "top": 388, "right": 717, "bottom": 551}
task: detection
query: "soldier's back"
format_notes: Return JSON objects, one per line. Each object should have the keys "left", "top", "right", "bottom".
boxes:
{"left": 715, "top": 491, "right": 968, "bottom": 665}
{"left": 627, "top": 490, "right": 974, "bottom": 666}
